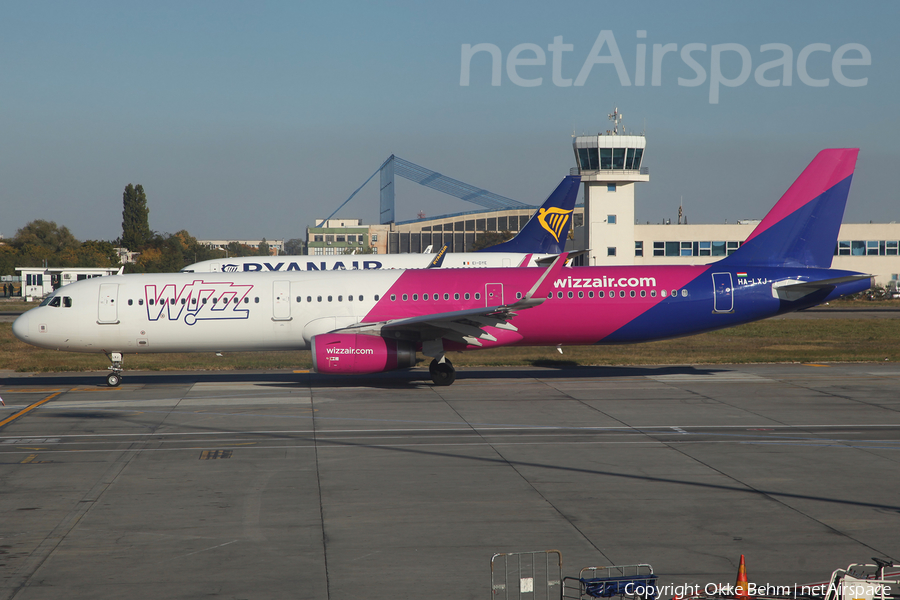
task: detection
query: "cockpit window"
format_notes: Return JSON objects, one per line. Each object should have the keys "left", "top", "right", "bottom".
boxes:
{"left": 39, "top": 295, "right": 56, "bottom": 307}
{"left": 63, "top": 297, "right": 72, "bottom": 308}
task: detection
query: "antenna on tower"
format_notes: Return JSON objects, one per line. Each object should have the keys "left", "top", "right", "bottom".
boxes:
{"left": 608, "top": 107, "right": 623, "bottom": 135}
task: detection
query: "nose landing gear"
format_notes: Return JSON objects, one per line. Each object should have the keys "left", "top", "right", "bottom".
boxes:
{"left": 106, "top": 352, "right": 123, "bottom": 387}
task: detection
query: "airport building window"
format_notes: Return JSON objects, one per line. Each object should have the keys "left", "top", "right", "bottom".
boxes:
{"left": 681, "top": 242, "right": 692, "bottom": 257}
{"left": 314, "top": 235, "right": 323, "bottom": 242}
{"left": 607, "top": 184, "right": 616, "bottom": 192}
{"left": 635, "top": 241, "right": 643, "bottom": 257}
{"left": 653, "top": 242, "right": 665, "bottom": 257}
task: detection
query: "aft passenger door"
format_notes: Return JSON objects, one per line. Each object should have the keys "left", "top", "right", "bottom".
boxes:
{"left": 712, "top": 273, "right": 734, "bottom": 313}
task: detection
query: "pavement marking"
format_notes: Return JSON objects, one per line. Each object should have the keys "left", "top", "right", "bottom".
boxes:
{"left": 803, "top": 364, "right": 831, "bottom": 368}
{"left": 199, "top": 450, "right": 233, "bottom": 460}
{"left": 0, "top": 391, "right": 64, "bottom": 429}
{"left": 648, "top": 372, "right": 772, "bottom": 383}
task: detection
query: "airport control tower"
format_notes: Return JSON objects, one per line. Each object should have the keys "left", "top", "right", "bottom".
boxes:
{"left": 573, "top": 108, "right": 649, "bottom": 266}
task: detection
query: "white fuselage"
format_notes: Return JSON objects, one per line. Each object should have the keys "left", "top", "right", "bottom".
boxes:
{"left": 181, "top": 252, "right": 550, "bottom": 273}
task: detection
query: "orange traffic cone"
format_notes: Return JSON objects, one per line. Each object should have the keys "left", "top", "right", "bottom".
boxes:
{"left": 734, "top": 555, "right": 750, "bottom": 598}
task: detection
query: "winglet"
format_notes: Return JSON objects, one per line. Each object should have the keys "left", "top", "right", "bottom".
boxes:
{"left": 427, "top": 245, "right": 449, "bottom": 268}
{"left": 512, "top": 252, "right": 568, "bottom": 308}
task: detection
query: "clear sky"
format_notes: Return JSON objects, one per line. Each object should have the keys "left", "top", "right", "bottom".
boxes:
{"left": 1, "top": 1, "right": 898, "bottom": 242}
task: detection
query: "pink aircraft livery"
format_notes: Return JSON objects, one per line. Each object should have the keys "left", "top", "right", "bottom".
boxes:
{"left": 13, "top": 149, "right": 871, "bottom": 386}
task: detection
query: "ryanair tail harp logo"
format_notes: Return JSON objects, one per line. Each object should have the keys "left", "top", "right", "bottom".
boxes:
{"left": 538, "top": 207, "right": 573, "bottom": 243}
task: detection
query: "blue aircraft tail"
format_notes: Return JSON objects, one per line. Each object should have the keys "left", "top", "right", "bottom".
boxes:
{"left": 720, "top": 149, "right": 858, "bottom": 268}
{"left": 479, "top": 175, "right": 581, "bottom": 254}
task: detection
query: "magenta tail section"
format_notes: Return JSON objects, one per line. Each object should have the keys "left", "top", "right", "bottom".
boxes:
{"left": 722, "top": 149, "right": 858, "bottom": 268}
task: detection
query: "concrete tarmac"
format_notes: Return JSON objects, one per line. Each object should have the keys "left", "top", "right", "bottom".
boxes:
{"left": 1, "top": 364, "right": 899, "bottom": 599}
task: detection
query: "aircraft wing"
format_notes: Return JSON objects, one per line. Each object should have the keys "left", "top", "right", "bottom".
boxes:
{"left": 334, "top": 253, "right": 567, "bottom": 346}
{"left": 336, "top": 300, "right": 541, "bottom": 346}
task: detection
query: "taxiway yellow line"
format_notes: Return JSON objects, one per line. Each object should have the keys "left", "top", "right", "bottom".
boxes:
{"left": 0, "top": 391, "right": 64, "bottom": 429}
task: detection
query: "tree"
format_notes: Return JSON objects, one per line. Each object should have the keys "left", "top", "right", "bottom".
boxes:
{"left": 284, "top": 238, "right": 305, "bottom": 255}
{"left": 257, "top": 238, "right": 270, "bottom": 256}
{"left": 121, "top": 184, "right": 151, "bottom": 250}
{"left": 13, "top": 219, "right": 79, "bottom": 253}
{"left": 470, "top": 230, "right": 513, "bottom": 251}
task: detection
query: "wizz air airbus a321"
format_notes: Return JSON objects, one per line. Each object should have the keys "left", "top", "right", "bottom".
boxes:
{"left": 13, "top": 149, "right": 871, "bottom": 387}
{"left": 182, "top": 176, "right": 582, "bottom": 274}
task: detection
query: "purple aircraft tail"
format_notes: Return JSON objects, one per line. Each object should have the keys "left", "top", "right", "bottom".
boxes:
{"left": 720, "top": 149, "right": 858, "bottom": 268}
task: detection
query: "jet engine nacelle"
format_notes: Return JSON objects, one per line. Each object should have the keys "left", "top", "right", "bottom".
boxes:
{"left": 311, "top": 333, "right": 417, "bottom": 375}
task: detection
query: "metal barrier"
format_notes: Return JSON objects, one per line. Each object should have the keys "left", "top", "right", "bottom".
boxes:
{"left": 491, "top": 550, "right": 563, "bottom": 600}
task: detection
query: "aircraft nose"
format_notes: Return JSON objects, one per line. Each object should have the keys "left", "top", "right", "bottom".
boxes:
{"left": 12, "top": 312, "right": 30, "bottom": 341}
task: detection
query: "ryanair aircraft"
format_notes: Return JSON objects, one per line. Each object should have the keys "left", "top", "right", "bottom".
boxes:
{"left": 182, "top": 176, "right": 581, "bottom": 273}
{"left": 13, "top": 150, "right": 871, "bottom": 387}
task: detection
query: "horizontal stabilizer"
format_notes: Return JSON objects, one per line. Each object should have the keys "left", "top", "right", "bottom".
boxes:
{"left": 771, "top": 274, "right": 872, "bottom": 302}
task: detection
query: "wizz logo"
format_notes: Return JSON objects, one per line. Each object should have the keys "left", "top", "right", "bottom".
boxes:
{"left": 145, "top": 280, "right": 254, "bottom": 326}
{"left": 537, "top": 207, "right": 572, "bottom": 243}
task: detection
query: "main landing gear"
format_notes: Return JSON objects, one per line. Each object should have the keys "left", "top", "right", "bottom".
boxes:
{"left": 106, "top": 352, "right": 123, "bottom": 387}
{"left": 429, "top": 358, "right": 456, "bottom": 386}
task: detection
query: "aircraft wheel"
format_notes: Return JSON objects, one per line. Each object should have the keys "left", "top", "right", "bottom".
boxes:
{"left": 430, "top": 359, "right": 456, "bottom": 386}
{"left": 107, "top": 372, "right": 122, "bottom": 387}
